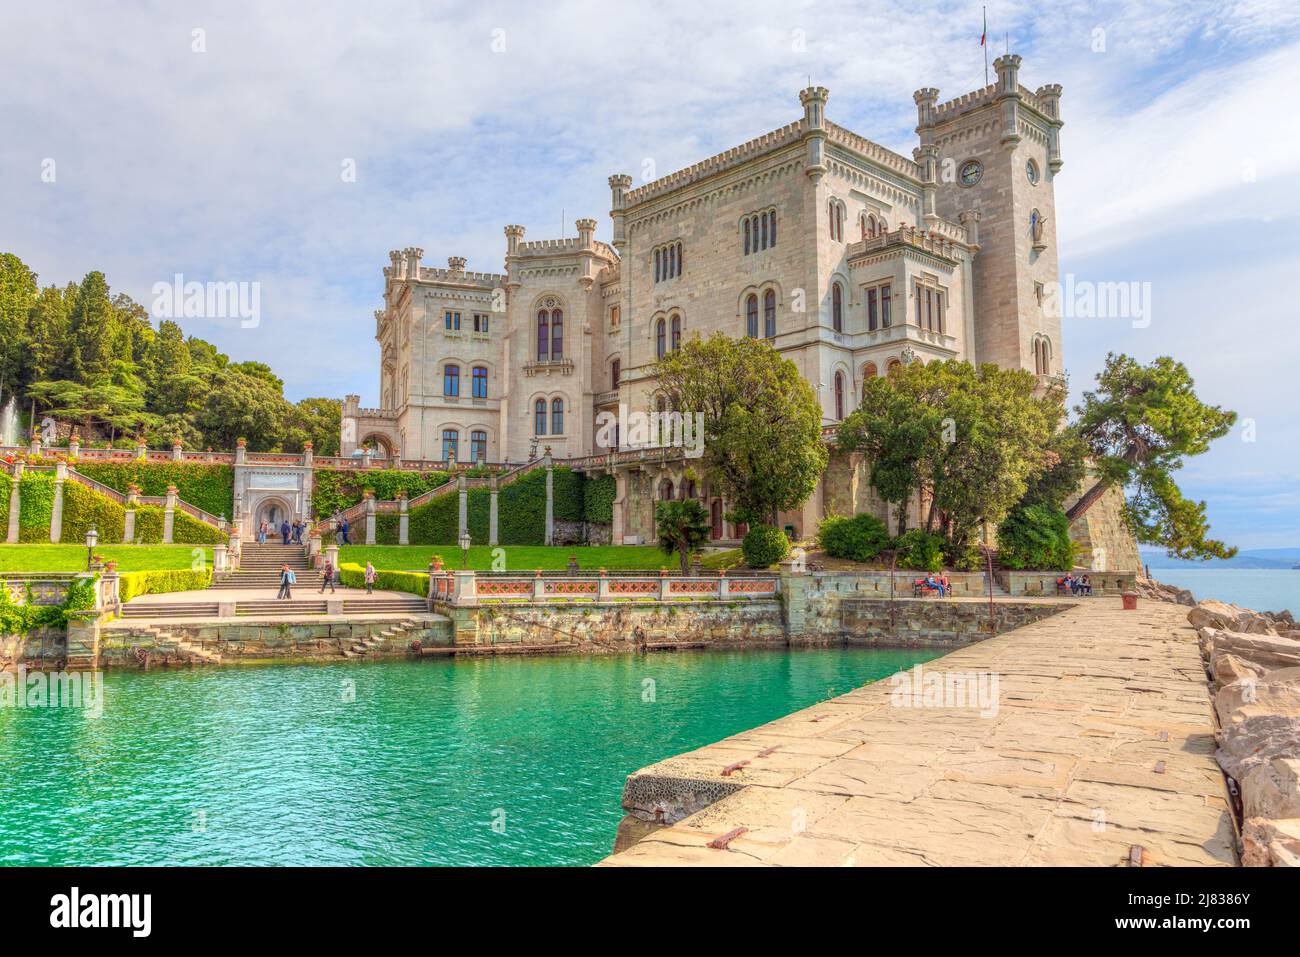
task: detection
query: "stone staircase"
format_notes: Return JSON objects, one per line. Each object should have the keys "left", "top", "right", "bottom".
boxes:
{"left": 211, "top": 542, "right": 323, "bottom": 590}
{"left": 344, "top": 617, "right": 424, "bottom": 659}
{"left": 119, "top": 594, "right": 430, "bottom": 619}
{"left": 127, "top": 625, "right": 224, "bottom": 665}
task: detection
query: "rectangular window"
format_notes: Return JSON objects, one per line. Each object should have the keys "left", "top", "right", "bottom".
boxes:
{"left": 925, "top": 289, "right": 933, "bottom": 331}
{"left": 881, "top": 285, "right": 892, "bottom": 328}
{"left": 867, "top": 288, "right": 878, "bottom": 331}
{"left": 442, "top": 430, "right": 459, "bottom": 462}
{"left": 472, "top": 313, "right": 489, "bottom": 333}
{"left": 444, "top": 311, "right": 461, "bottom": 330}
{"left": 915, "top": 285, "right": 922, "bottom": 326}
{"left": 472, "top": 366, "right": 487, "bottom": 399}
{"left": 935, "top": 290, "right": 945, "bottom": 334}
{"left": 443, "top": 366, "right": 459, "bottom": 397}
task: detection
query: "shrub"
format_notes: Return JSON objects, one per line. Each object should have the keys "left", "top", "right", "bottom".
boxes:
{"left": 997, "top": 504, "right": 1073, "bottom": 571}
{"left": 817, "top": 513, "right": 889, "bottom": 563}
{"left": 655, "top": 499, "right": 710, "bottom": 573}
{"left": 742, "top": 524, "right": 790, "bottom": 568}
{"left": 583, "top": 474, "right": 615, "bottom": 524}
{"left": 171, "top": 510, "right": 225, "bottom": 544}
{"left": 893, "top": 529, "right": 945, "bottom": 572}
{"left": 118, "top": 568, "right": 212, "bottom": 603}
{"left": 59, "top": 479, "right": 126, "bottom": 543}
{"left": 337, "top": 562, "right": 428, "bottom": 598}
{"left": 17, "top": 473, "right": 55, "bottom": 542}
{"left": 311, "top": 468, "right": 450, "bottom": 518}
{"left": 76, "top": 462, "right": 234, "bottom": 519}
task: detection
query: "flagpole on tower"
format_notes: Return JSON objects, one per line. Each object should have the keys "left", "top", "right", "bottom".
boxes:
{"left": 982, "top": 6, "right": 989, "bottom": 86}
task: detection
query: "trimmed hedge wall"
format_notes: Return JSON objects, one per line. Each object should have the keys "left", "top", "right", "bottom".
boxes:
{"left": 337, "top": 562, "right": 428, "bottom": 598}
{"left": 75, "top": 462, "right": 234, "bottom": 519}
{"left": 119, "top": 568, "right": 212, "bottom": 603}
{"left": 18, "top": 473, "right": 55, "bottom": 543}
{"left": 583, "top": 474, "right": 615, "bottom": 524}
{"left": 60, "top": 479, "right": 127, "bottom": 543}
{"left": 405, "top": 466, "right": 586, "bottom": 546}
{"left": 312, "top": 469, "right": 451, "bottom": 518}
{"left": 0, "top": 473, "right": 9, "bottom": 532}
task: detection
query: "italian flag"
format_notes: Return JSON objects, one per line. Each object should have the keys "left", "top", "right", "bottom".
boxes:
{"left": 980, "top": 8, "right": 987, "bottom": 46}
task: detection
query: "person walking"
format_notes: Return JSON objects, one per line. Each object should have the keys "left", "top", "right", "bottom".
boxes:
{"left": 258, "top": 520, "right": 268, "bottom": 545}
{"left": 339, "top": 516, "right": 350, "bottom": 545}
{"left": 320, "top": 558, "right": 336, "bottom": 594}
{"left": 280, "top": 518, "right": 291, "bottom": 545}
{"left": 293, "top": 518, "right": 304, "bottom": 544}
{"left": 277, "top": 564, "right": 295, "bottom": 600}
{"left": 364, "top": 561, "right": 377, "bottom": 595}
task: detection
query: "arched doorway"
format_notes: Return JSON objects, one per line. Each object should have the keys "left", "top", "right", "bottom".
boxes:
{"left": 254, "top": 496, "right": 295, "bottom": 534}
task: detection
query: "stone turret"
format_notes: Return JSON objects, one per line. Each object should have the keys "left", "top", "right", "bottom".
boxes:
{"left": 608, "top": 174, "right": 632, "bottom": 251}
{"left": 403, "top": 247, "right": 424, "bottom": 280}
{"left": 1036, "top": 83, "right": 1064, "bottom": 171}
{"left": 447, "top": 255, "right": 467, "bottom": 278}
{"left": 505, "top": 224, "right": 525, "bottom": 256}
{"left": 576, "top": 218, "right": 596, "bottom": 248}
{"left": 994, "top": 54, "right": 1023, "bottom": 149}
{"left": 799, "top": 86, "right": 829, "bottom": 182}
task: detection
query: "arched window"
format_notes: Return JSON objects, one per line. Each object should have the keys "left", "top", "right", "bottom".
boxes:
{"left": 471, "top": 365, "right": 487, "bottom": 398}
{"left": 768, "top": 210, "right": 776, "bottom": 247}
{"left": 658, "top": 479, "right": 674, "bottom": 500}
{"left": 551, "top": 398, "right": 564, "bottom": 435}
{"left": 760, "top": 213, "right": 768, "bottom": 249}
{"left": 550, "top": 309, "right": 563, "bottom": 358}
{"left": 710, "top": 500, "right": 723, "bottom": 540}
{"left": 832, "top": 283, "right": 843, "bottom": 333}
{"left": 655, "top": 317, "right": 666, "bottom": 359}
{"left": 470, "top": 430, "right": 487, "bottom": 462}
{"left": 834, "top": 371, "right": 845, "bottom": 420}
{"left": 763, "top": 289, "right": 776, "bottom": 339}
{"left": 668, "top": 244, "right": 676, "bottom": 278}
{"left": 534, "top": 398, "right": 547, "bottom": 435}
{"left": 683, "top": 478, "right": 697, "bottom": 499}
{"left": 671, "top": 314, "right": 681, "bottom": 352}
{"left": 863, "top": 361, "right": 878, "bottom": 380}
{"left": 743, "top": 218, "right": 751, "bottom": 255}
{"left": 745, "top": 294, "right": 758, "bottom": 337}
{"left": 752, "top": 214, "right": 761, "bottom": 250}
{"left": 536, "top": 310, "right": 549, "bottom": 361}
{"left": 886, "top": 358, "right": 902, "bottom": 374}
{"left": 611, "top": 358, "right": 621, "bottom": 389}
{"left": 443, "top": 364, "right": 459, "bottom": 397}
{"left": 676, "top": 242, "right": 683, "bottom": 274}
{"left": 441, "top": 429, "right": 459, "bottom": 463}
{"left": 654, "top": 248, "right": 661, "bottom": 282}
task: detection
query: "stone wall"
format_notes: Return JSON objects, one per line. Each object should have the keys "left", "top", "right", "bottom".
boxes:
{"left": 1065, "top": 481, "right": 1142, "bottom": 573}
{"left": 834, "top": 598, "right": 1069, "bottom": 647}
{"left": 996, "top": 569, "right": 1136, "bottom": 596}
{"left": 448, "top": 600, "right": 786, "bottom": 652}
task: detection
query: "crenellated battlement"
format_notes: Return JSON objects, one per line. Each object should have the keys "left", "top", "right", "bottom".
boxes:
{"left": 824, "top": 121, "right": 921, "bottom": 179}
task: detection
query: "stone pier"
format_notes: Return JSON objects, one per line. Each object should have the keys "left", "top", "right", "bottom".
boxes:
{"left": 601, "top": 600, "right": 1236, "bottom": 867}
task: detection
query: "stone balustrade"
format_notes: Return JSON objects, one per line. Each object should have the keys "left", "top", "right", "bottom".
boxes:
{"left": 427, "top": 569, "right": 781, "bottom": 607}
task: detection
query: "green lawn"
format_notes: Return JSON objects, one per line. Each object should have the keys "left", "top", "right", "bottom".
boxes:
{"left": 338, "top": 544, "right": 674, "bottom": 572}
{"left": 0, "top": 545, "right": 213, "bottom": 573}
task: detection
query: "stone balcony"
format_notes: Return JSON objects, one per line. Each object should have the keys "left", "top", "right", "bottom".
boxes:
{"left": 523, "top": 358, "right": 574, "bottom": 377}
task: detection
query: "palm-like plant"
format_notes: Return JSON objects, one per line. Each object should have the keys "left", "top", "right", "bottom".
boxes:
{"left": 655, "top": 499, "right": 710, "bottom": 574}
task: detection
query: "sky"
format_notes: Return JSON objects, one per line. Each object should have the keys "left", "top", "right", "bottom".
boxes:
{"left": 2, "top": 0, "right": 1298, "bottom": 548}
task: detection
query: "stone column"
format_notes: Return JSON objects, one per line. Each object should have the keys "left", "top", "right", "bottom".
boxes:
{"left": 452, "top": 569, "right": 478, "bottom": 606}
{"left": 302, "top": 440, "right": 314, "bottom": 468}
{"left": 162, "top": 484, "right": 178, "bottom": 544}
{"left": 611, "top": 470, "right": 626, "bottom": 545}
{"left": 597, "top": 569, "right": 612, "bottom": 602}
{"left": 213, "top": 542, "right": 229, "bottom": 573}
{"left": 392, "top": 445, "right": 402, "bottom": 469}
{"left": 29, "top": 428, "right": 40, "bottom": 457}
{"left": 68, "top": 435, "right": 81, "bottom": 459}
{"left": 228, "top": 529, "right": 241, "bottom": 568}
{"left": 532, "top": 570, "right": 546, "bottom": 602}
{"left": 398, "top": 490, "right": 409, "bottom": 545}
{"left": 778, "top": 559, "right": 810, "bottom": 643}
{"left": 7, "top": 461, "right": 22, "bottom": 543}
{"left": 234, "top": 438, "right": 247, "bottom": 465}
{"left": 325, "top": 543, "right": 339, "bottom": 576}
{"left": 123, "top": 484, "right": 140, "bottom": 543}
{"left": 171, "top": 439, "right": 183, "bottom": 461}
{"left": 457, "top": 474, "right": 468, "bottom": 539}
{"left": 658, "top": 569, "right": 670, "bottom": 601}
{"left": 50, "top": 461, "right": 66, "bottom": 543}
{"left": 544, "top": 451, "right": 554, "bottom": 546}
{"left": 718, "top": 568, "right": 730, "bottom": 600}
{"left": 488, "top": 476, "right": 499, "bottom": 546}
{"left": 364, "top": 492, "right": 376, "bottom": 545}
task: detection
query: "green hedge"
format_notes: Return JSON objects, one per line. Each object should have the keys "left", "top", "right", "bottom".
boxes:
{"left": 375, "top": 513, "right": 400, "bottom": 545}
{"left": 118, "top": 568, "right": 212, "bottom": 604}
{"left": 742, "top": 524, "right": 790, "bottom": 568}
{"left": 312, "top": 469, "right": 451, "bottom": 518}
{"left": 997, "top": 504, "right": 1073, "bottom": 571}
{"left": 401, "top": 466, "right": 587, "bottom": 546}
{"left": 893, "top": 529, "right": 945, "bottom": 572}
{"left": 18, "top": 473, "right": 55, "bottom": 543}
{"left": 337, "top": 561, "right": 428, "bottom": 598}
{"left": 75, "top": 462, "right": 234, "bottom": 519}
{"left": 59, "top": 479, "right": 127, "bottom": 543}
{"left": 817, "top": 513, "right": 890, "bottom": 563}
{"left": 0, "top": 473, "right": 10, "bottom": 532}
{"left": 408, "top": 486, "right": 490, "bottom": 545}
{"left": 583, "top": 474, "right": 615, "bottom": 524}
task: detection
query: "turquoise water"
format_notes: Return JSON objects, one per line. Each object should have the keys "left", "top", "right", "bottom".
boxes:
{"left": 1152, "top": 568, "right": 1300, "bottom": 614}
{"left": 0, "top": 648, "right": 938, "bottom": 866}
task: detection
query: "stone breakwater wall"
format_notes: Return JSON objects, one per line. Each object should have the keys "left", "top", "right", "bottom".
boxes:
{"left": 833, "top": 598, "right": 1068, "bottom": 647}
{"left": 1190, "top": 598, "right": 1300, "bottom": 867}
{"left": 97, "top": 618, "right": 453, "bottom": 666}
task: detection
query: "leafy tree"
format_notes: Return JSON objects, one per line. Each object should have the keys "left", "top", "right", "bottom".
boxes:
{"left": 998, "top": 504, "right": 1073, "bottom": 571}
{"left": 654, "top": 498, "right": 710, "bottom": 574}
{"left": 741, "top": 523, "right": 790, "bottom": 568}
{"left": 817, "top": 512, "right": 890, "bottom": 563}
{"left": 0, "top": 253, "right": 37, "bottom": 397}
{"left": 1072, "top": 353, "right": 1236, "bottom": 560}
{"left": 654, "top": 334, "right": 827, "bottom": 525}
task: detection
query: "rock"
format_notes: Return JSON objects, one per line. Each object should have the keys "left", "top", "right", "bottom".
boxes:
{"left": 1209, "top": 630, "right": 1300, "bottom": 674}
{"left": 1241, "top": 817, "right": 1300, "bottom": 867}
{"left": 1135, "top": 578, "right": 1195, "bottom": 606}
{"left": 1241, "top": 757, "right": 1300, "bottom": 820}
{"left": 1189, "top": 599, "right": 1245, "bottom": 631}
{"left": 1212, "top": 652, "right": 1268, "bottom": 687}
{"left": 1214, "top": 667, "right": 1300, "bottom": 779}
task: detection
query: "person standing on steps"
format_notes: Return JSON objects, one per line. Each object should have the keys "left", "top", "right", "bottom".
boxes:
{"left": 320, "top": 558, "right": 336, "bottom": 594}
{"left": 280, "top": 518, "right": 291, "bottom": 545}
{"left": 277, "top": 563, "right": 295, "bottom": 599}
{"left": 364, "top": 561, "right": 376, "bottom": 595}
{"left": 338, "top": 516, "right": 350, "bottom": 545}
{"left": 258, "top": 520, "right": 268, "bottom": 545}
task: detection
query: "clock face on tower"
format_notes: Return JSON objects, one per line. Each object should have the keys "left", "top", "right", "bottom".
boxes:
{"left": 959, "top": 159, "right": 983, "bottom": 187}
{"left": 1026, "top": 159, "right": 1040, "bottom": 184}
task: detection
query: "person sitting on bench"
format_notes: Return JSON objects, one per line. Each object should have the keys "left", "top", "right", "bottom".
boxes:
{"left": 920, "top": 574, "right": 945, "bottom": 598}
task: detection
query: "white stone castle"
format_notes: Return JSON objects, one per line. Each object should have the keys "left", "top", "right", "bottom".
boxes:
{"left": 342, "top": 55, "right": 1087, "bottom": 548}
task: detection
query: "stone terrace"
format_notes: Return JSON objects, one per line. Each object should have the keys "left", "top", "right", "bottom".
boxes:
{"left": 602, "top": 600, "right": 1236, "bottom": 867}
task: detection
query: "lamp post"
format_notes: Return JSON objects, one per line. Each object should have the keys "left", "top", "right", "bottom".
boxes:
{"left": 85, "top": 523, "right": 98, "bottom": 571}
{"left": 459, "top": 530, "right": 472, "bottom": 570}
